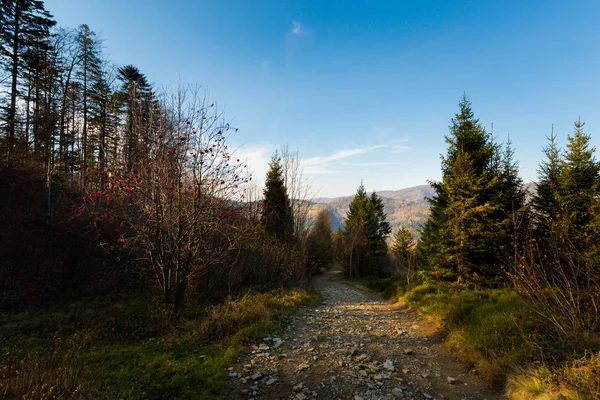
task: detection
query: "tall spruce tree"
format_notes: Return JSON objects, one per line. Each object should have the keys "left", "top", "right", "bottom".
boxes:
{"left": 533, "top": 127, "right": 563, "bottom": 237}
{"left": 559, "top": 118, "right": 600, "bottom": 245}
{"left": 345, "top": 183, "right": 375, "bottom": 277}
{"left": 261, "top": 154, "right": 294, "bottom": 243}
{"left": 0, "top": 0, "right": 55, "bottom": 160}
{"left": 370, "top": 191, "right": 392, "bottom": 255}
{"left": 343, "top": 184, "right": 391, "bottom": 277}
{"left": 418, "top": 95, "right": 524, "bottom": 283}
{"left": 117, "top": 64, "right": 152, "bottom": 170}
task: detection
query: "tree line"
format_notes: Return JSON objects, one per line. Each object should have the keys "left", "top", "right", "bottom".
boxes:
{"left": 0, "top": 0, "right": 335, "bottom": 315}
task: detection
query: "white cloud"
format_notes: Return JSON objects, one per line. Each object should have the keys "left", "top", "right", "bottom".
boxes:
{"left": 292, "top": 21, "right": 304, "bottom": 35}
{"left": 340, "top": 161, "right": 402, "bottom": 167}
{"left": 231, "top": 144, "right": 274, "bottom": 184}
{"left": 389, "top": 144, "right": 411, "bottom": 153}
{"left": 304, "top": 145, "right": 386, "bottom": 167}
{"left": 302, "top": 142, "right": 411, "bottom": 175}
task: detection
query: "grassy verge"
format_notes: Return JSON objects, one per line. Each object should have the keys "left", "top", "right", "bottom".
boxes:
{"left": 358, "top": 277, "right": 599, "bottom": 399}
{"left": 0, "top": 284, "right": 319, "bottom": 399}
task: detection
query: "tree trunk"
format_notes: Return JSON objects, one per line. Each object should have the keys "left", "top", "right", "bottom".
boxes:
{"left": 173, "top": 279, "right": 187, "bottom": 315}
{"left": 6, "top": 2, "right": 21, "bottom": 162}
{"left": 81, "top": 56, "right": 88, "bottom": 189}
{"left": 24, "top": 84, "right": 31, "bottom": 155}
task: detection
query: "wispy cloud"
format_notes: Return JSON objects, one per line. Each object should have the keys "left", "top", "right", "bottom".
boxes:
{"left": 292, "top": 21, "right": 305, "bottom": 35}
{"left": 303, "top": 143, "right": 408, "bottom": 175}
{"left": 340, "top": 161, "right": 403, "bottom": 167}
{"left": 389, "top": 144, "right": 411, "bottom": 153}
{"left": 305, "top": 145, "right": 385, "bottom": 167}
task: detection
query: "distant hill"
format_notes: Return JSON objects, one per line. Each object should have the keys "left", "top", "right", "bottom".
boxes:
{"left": 309, "top": 184, "right": 434, "bottom": 238}
{"left": 376, "top": 185, "right": 435, "bottom": 205}
{"left": 309, "top": 183, "right": 535, "bottom": 239}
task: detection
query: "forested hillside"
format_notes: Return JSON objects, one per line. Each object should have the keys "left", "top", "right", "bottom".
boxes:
{"left": 310, "top": 195, "right": 430, "bottom": 237}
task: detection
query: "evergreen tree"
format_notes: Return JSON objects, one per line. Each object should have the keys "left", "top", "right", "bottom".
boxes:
{"left": 391, "top": 225, "right": 417, "bottom": 281}
{"left": 89, "top": 64, "right": 119, "bottom": 186}
{"left": 533, "top": 127, "right": 563, "bottom": 236}
{"left": 343, "top": 184, "right": 391, "bottom": 277}
{"left": 117, "top": 64, "right": 152, "bottom": 170}
{"left": 306, "top": 208, "right": 333, "bottom": 274}
{"left": 558, "top": 118, "right": 600, "bottom": 251}
{"left": 261, "top": 154, "right": 294, "bottom": 243}
{"left": 391, "top": 225, "right": 413, "bottom": 258}
{"left": 417, "top": 180, "right": 449, "bottom": 279}
{"left": 418, "top": 95, "right": 524, "bottom": 283}
{"left": 370, "top": 191, "right": 392, "bottom": 253}
{"left": 344, "top": 183, "right": 374, "bottom": 277}
{"left": 490, "top": 136, "right": 527, "bottom": 267}
{"left": 75, "top": 24, "right": 101, "bottom": 184}
{"left": 0, "top": 0, "right": 55, "bottom": 160}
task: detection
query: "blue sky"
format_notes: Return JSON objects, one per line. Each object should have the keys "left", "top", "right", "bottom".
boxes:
{"left": 45, "top": 0, "right": 600, "bottom": 197}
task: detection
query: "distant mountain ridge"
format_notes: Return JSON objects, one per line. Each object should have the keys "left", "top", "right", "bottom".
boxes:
{"left": 310, "top": 183, "right": 536, "bottom": 238}
{"left": 310, "top": 185, "right": 435, "bottom": 238}
{"left": 313, "top": 184, "right": 435, "bottom": 205}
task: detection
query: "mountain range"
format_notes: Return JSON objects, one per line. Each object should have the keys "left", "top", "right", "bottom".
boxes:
{"left": 310, "top": 183, "right": 536, "bottom": 238}
{"left": 310, "top": 185, "right": 435, "bottom": 238}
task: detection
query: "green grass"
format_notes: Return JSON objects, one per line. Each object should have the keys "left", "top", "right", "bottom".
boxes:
{"left": 359, "top": 277, "right": 535, "bottom": 383}
{"left": 0, "top": 285, "right": 319, "bottom": 399}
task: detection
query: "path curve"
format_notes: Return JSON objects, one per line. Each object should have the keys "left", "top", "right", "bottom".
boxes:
{"left": 223, "top": 270, "right": 503, "bottom": 400}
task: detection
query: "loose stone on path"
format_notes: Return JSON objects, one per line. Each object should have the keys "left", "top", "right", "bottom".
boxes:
{"left": 222, "top": 269, "right": 503, "bottom": 400}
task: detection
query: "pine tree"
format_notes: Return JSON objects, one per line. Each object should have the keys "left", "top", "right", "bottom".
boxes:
{"left": 391, "top": 225, "right": 413, "bottom": 258}
{"left": 344, "top": 183, "right": 375, "bottom": 277}
{"left": 306, "top": 208, "right": 333, "bottom": 274}
{"left": 75, "top": 24, "right": 102, "bottom": 184}
{"left": 89, "top": 65, "right": 118, "bottom": 186}
{"left": 418, "top": 95, "right": 524, "bottom": 284}
{"left": 117, "top": 64, "right": 152, "bottom": 170}
{"left": 370, "top": 192, "right": 392, "bottom": 252}
{"left": 417, "top": 180, "right": 449, "bottom": 279}
{"left": 491, "top": 136, "right": 527, "bottom": 268}
{"left": 261, "top": 154, "right": 294, "bottom": 243}
{"left": 559, "top": 118, "right": 600, "bottom": 245}
{"left": 369, "top": 191, "right": 391, "bottom": 274}
{"left": 343, "top": 184, "right": 391, "bottom": 277}
{"left": 533, "top": 127, "right": 563, "bottom": 236}
{"left": 0, "top": 0, "right": 55, "bottom": 160}
{"left": 391, "top": 225, "right": 417, "bottom": 281}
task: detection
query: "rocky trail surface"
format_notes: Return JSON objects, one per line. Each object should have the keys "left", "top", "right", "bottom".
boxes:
{"left": 222, "top": 270, "right": 503, "bottom": 400}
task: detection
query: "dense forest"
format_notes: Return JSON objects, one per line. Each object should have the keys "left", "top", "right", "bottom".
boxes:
{"left": 1, "top": 1, "right": 598, "bottom": 399}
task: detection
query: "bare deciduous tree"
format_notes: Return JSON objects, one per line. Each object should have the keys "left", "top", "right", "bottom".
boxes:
{"left": 279, "top": 145, "right": 313, "bottom": 243}
{"left": 81, "top": 85, "right": 251, "bottom": 314}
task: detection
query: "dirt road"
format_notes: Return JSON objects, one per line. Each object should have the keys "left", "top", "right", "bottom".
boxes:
{"left": 223, "top": 270, "right": 503, "bottom": 400}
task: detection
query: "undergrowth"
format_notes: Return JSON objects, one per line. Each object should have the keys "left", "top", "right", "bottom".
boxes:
{"left": 0, "top": 284, "right": 319, "bottom": 399}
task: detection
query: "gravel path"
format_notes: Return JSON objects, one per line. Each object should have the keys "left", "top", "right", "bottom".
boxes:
{"left": 222, "top": 269, "right": 503, "bottom": 400}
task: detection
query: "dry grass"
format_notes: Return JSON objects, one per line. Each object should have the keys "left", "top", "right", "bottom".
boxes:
{"left": 0, "top": 351, "right": 82, "bottom": 400}
{"left": 506, "top": 352, "right": 600, "bottom": 400}
{"left": 195, "top": 287, "right": 317, "bottom": 341}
